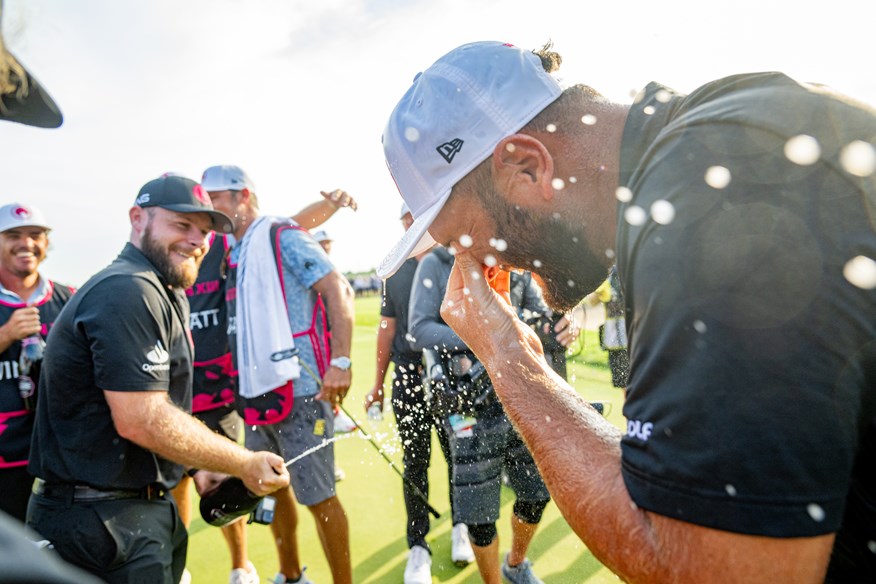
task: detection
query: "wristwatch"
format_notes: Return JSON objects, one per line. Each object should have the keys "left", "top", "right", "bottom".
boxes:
{"left": 330, "top": 356, "right": 352, "bottom": 371}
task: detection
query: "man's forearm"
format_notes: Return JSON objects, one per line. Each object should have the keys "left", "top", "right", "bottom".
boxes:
{"left": 318, "top": 273, "right": 355, "bottom": 359}
{"left": 487, "top": 346, "right": 832, "bottom": 583}
{"left": 112, "top": 392, "right": 253, "bottom": 477}
{"left": 292, "top": 200, "right": 337, "bottom": 229}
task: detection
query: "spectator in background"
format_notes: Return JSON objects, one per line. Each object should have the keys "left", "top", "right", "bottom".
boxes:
{"left": 582, "top": 266, "right": 629, "bottom": 389}
{"left": 173, "top": 178, "right": 357, "bottom": 584}
{"left": 204, "top": 164, "right": 355, "bottom": 584}
{"left": 408, "top": 246, "right": 552, "bottom": 584}
{"left": 0, "top": 203, "right": 74, "bottom": 522}
{"left": 364, "top": 205, "right": 473, "bottom": 584}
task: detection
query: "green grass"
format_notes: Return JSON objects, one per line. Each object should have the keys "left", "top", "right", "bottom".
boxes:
{"left": 186, "top": 295, "right": 624, "bottom": 583}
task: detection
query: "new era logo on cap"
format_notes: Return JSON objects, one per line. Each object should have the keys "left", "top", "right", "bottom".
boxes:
{"left": 377, "top": 41, "right": 563, "bottom": 278}
{"left": 437, "top": 138, "right": 464, "bottom": 163}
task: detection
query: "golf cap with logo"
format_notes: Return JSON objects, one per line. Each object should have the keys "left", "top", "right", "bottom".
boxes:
{"left": 0, "top": 2, "right": 63, "bottom": 128}
{"left": 377, "top": 41, "right": 563, "bottom": 278}
{"left": 200, "top": 165, "right": 255, "bottom": 192}
{"left": 0, "top": 202, "right": 50, "bottom": 233}
{"left": 134, "top": 175, "right": 233, "bottom": 234}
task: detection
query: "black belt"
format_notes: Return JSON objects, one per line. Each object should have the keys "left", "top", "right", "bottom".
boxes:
{"left": 32, "top": 478, "right": 167, "bottom": 502}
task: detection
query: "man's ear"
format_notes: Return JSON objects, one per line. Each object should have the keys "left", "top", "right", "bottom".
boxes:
{"left": 129, "top": 206, "right": 146, "bottom": 231}
{"left": 492, "top": 134, "right": 555, "bottom": 202}
{"left": 129, "top": 206, "right": 147, "bottom": 244}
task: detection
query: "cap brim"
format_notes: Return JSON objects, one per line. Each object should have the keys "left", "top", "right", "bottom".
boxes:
{"left": 0, "top": 221, "right": 51, "bottom": 233}
{"left": 161, "top": 204, "right": 234, "bottom": 234}
{"left": 0, "top": 52, "right": 63, "bottom": 129}
{"left": 376, "top": 189, "right": 449, "bottom": 279}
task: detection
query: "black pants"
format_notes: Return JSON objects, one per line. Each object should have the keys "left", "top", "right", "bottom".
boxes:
{"left": 391, "top": 361, "right": 454, "bottom": 550}
{"left": 0, "top": 466, "right": 34, "bottom": 522}
{"left": 27, "top": 492, "right": 187, "bottom": 584}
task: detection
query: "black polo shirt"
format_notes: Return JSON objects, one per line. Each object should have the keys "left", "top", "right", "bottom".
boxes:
{"left": 29, "top": 243, "right": 193, "bottom": 490}
{"left": 615, "top": 72, "right": 876, "bottom": 577}
{"left": 381, "top": 257, "right": 420, "bottom": 365}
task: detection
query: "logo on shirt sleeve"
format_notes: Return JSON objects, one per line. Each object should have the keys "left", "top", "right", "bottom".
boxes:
{"left": 143, "top": 340, "right": 171, "bottom": 372}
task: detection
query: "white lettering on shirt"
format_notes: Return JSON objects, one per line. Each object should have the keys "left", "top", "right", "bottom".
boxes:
{"left": 0, "top": 360, "right": 19, "bottom": 380}
{"left": 189, "top": 308, "right": 221, "bottom": 330}
{"left": 627, "top": 419, "right": 653, "bottom": 442}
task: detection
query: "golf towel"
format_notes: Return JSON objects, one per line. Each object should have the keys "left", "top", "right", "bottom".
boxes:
{"left": 236, "top": 215, "right": 301, "bottom": 398}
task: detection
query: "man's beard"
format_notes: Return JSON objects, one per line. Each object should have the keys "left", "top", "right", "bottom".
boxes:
{"left": 478, "top": 189, "right": 609, "bottom": 312}
{"left": 141, "top": 225, "right": 201, "bottom": 289}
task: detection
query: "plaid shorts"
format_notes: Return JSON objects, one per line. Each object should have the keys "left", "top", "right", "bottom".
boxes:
{"left": 245, "top": 396, "right": 335, "bottom": 507}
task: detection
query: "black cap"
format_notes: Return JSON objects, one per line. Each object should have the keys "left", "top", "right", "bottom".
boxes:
{"left": 135, "top": 175, "right": 233, "bottom": 234}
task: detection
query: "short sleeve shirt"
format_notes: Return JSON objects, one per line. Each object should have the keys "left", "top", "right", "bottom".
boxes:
{"left": 615, "top": 71, "right": 876, "bottom": 560}
{"left": 381, "top": 257, "right": 420, "bottom": 364}
{"left": 29, "top": 244, "right": 193, "bottom": 490}
{"left": 229, "top": 225, "right": 333, "bottom": 398}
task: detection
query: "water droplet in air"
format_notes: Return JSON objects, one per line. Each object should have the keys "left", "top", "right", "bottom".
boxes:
{"left": 463, "top": 287, "right": 471, "bottom": 296}
{"left": 624, "top": 206, "right": 647, "bottom": 226}
{"left": 484, "top": 254, "right": 497, "bottom": 267}
{"left": 581, "top": 114, "right": 597, "bottom": 125}
{"left": 705, "top": 166, "right": 731, "bottom": 189}
{"left": 784, "top": 135, "right": 821, "bottom": 165}
{"left": 505, "top": 143, "right": 516, "bottom": 153}
{"left": 546, "top": 123, "right": 557, "bottom": 133}
{"left": 616, "top": 187, "right": 633, "bottom": 202}
{"left": 469, "top": 270, "right": 481, "bottom": 281}
{"left": 494, "top": 239, "right": 508, "bottom": 252}
{"left": 545, "top": 415, "right": 552, "bottom": 423}
{"left": 806, "top": 503, "right": 826, "bottom": 522}
{"left": 843, "top": 255, "right": 876, "bottom": 289}
{"left": 567, "top": 280, "right": 575, "bottom": 287}
{"left": 533, "top": 259, "right": 542, "bottom": 268}
{"left": 650, "top": 200, "right": 676, "bottom": 224}
{"left": 839, "top": 140, "right": 876, "bottom": 177}
{"left": 459, "top": 234, "right": 473, "bottom": 248}
{"left": 423, "top": 278, "right": 433, "bottom": 289}
{"left": 643, "top": 105, "right": 656, "bottom": 115}
{"left": 655, "top": 89, "right": 672, "bottom": 103}
{"left": 693, "top": 320, "right": 707, "bottom": 333}
{"left": 552, "top": 178, "right": 565, "bottom": 190}
{"left": 725, "top": 484, "right": 737, "bottom": 496}
{"left": 380, "top": 320, "right": 388, "bottom": 329}
{"left": 605, "top": 249, "right": 615, "bottom": 259}
{"left": 404, "top": 127, "right": 420, "bottom": 142}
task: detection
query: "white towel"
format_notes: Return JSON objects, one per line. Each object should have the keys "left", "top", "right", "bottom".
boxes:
{"left": 236, "top": 215, "right": 301, "bottom": 398}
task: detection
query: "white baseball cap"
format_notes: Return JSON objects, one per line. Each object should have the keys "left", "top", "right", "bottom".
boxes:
{"left": 201, "top": 165, "right": 255, "bottom": 192}
{"left": 0, "top": 203, "right": 50, "bottom": 233}
{"left": 312, "top": 229, "right": 332, "bottom": 243}
{"left": 377, "top": 41, "right": 563, "bottom": 278}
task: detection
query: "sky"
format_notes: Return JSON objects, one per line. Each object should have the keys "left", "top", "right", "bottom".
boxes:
{"left": 4, "top": 0, "right": 876, "bottom": 286}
